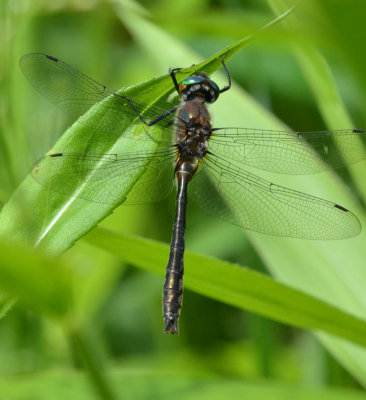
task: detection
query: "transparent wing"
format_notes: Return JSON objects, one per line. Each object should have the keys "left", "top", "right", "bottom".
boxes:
{"left": 31, "top": 146, "right": 177, "bottom": 205}
{"left": 20, "top": 53, "right": 182, "bottom": 131}
{"left": 189, "top": 154, "right": 361, "bottom": 239}
{"left": 210, "top": 128, "right": 366, "bottom": 174}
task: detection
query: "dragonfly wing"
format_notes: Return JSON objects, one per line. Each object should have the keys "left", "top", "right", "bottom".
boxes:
{"left": 189, "top": 154, "right": 361, "bottom": 239}
{"left": 31, "top": 147, "right": 176, "bottom": 205}
{"left": 20, "top": 53, "right": 181, "bottom": 131}
{"left": 123, "top": 148, "right": 176, "bottom": 205}
{"left": 20, "top": 53, "right": 113, "bottom": 119}
{"left": 210, "top": 128, "right": 366, "bottom": 174}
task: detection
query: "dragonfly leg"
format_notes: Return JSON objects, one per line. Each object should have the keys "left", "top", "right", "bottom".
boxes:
{"left": 124, "top": 96, "right": 180, "bottom": 126}
{"left": 169, "top": 67, "right": 183, "bottom": 94}
{"left": 219, "top": 49, "right": 231, "bottom": 94}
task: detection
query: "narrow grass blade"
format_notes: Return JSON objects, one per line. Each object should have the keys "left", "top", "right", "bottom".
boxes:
{"left": 85, "top": 227, "right": 366, "bottom": 349}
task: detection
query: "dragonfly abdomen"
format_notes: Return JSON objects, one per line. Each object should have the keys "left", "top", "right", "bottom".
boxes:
{"left": 163, "top": 170, "right": 189, "bottom": 334}
{"left": 163, "top": 155, "right": 200, "bottom": 334}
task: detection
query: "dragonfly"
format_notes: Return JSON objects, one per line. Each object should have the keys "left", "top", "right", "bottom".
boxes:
{"left": 20, "top": 52, "right": 365, "bottom": 334}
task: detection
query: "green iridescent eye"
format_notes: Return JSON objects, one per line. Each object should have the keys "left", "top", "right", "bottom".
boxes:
{"left": 182, "top": 76, "right": 204, "bottom": 85}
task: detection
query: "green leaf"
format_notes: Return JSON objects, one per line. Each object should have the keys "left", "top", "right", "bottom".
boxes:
{"left": 84, "top": 227, "right": 366, "bottom": 349}
{"left": 0, "top": 7, "right": 293, "bottom": 255}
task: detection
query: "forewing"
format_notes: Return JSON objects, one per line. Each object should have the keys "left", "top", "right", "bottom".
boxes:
{"left": 210, "top": 128, "right": 366, "bottom": 174}
{"left": 189, "top": 154, "right": 361, "bottom": 239}
{"left": 20, "top": 53, "right": 181, "bottom": 130}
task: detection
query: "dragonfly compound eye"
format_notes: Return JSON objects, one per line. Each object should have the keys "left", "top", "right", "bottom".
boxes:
{"left": 179, "top": 74, "right": 220, "bottom": 103}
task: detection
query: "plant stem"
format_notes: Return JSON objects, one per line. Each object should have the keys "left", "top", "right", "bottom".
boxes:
{"left": 69, "top": 327, "right": 116, "bottom": 400}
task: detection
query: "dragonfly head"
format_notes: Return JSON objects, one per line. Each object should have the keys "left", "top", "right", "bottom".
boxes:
{"left": 179, "top": 73, "right": 220, "bottom": 103}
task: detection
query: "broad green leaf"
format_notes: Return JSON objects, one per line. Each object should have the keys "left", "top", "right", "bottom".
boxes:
{"left": 0, "top": 8, "right": 292, "bottom": 255}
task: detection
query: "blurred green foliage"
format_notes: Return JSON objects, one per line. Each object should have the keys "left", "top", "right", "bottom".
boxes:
{"left": 1, "top": 0, "right": 366, "bottom": 398}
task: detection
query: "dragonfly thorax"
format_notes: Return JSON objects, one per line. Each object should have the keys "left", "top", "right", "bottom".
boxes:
{"left": 176, "top": 133, "right": 209, "bottom": 159}
{"left": 175, "top": 98, "right": 212, "bottom": 162}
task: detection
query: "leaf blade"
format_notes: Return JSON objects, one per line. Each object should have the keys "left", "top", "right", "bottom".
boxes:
{"left": 85, "top": 227, "right": 366, "bottom": 349}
